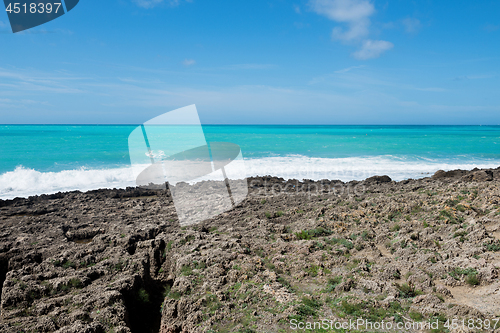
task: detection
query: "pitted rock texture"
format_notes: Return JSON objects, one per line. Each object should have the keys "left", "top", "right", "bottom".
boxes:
{"left": 0, "top": 169, "right": 500, "bottom": 332}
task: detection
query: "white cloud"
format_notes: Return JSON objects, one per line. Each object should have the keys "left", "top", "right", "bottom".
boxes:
{"left": 309, "top": 0, "right": 393, "bottom": 60}
{"left": 133, "top": 0, "right": 191, "bottom": 9}
{"left": 453, "top": 74, "right": 495, "bottom": 81}
{"left": 334, "top": 65, "right": 365, "bottom": 73}
{"left": 223, "top": 64, "right": 275, "bottom": 70}
{"left": 401, "top": 17, "right": 421, "bottom": 33}
{"left": 182, "top": 59, "right": 196, "bottom": 66}
{"left": 133, "top": 0, "right": 163, "bottom": 8}
{"left": 352, "top": 39, "right": 393, "bottom": 60}
{"left": 294, "top": 5, "right": 301, "bottom": 14}
{"left": 309, "top": 0, "right": 375, "bottom": 41}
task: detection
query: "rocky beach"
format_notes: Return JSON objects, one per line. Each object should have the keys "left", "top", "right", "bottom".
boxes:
{"left": 1, "top": 168, "right": 500, "bottom": 333}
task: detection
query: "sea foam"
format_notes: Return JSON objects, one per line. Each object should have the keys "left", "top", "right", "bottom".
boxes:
{"left": 1, "top": 156, "right": 499, "bottom": 200}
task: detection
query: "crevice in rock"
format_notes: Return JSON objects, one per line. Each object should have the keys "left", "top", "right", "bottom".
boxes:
{"left": 0, "top": 254, "right": 11, "bottom": 305}
{"left": 123, "top": 275, "right": 172, "bottom": 333}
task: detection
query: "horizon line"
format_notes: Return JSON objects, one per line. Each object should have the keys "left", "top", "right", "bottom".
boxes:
{"left": 2, "top": 124, "right": 500, "bottom": 126}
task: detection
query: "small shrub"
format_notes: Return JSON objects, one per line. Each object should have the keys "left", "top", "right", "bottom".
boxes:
{"left": 395, "top": 283, "right": 423, "bottom": 298}
{"left": 180, "top": 265, "right": 193, "bottom": 276}
{"left": 340, "top": 301, "right": 363, "bottom": 317}
{"left": 295, "top": 297, "right": 321, "bottom": 319}
{"left": 409, "top": 311, "right": 423, "bottom": 321}
{"left": 465, "top": 274, "right": 480, "bottom": 286}
{"left": 306, "top": 265, "right": 319, "bottom": 277}
{"left": 390, "top": 224, "right": 401, "bottom": 232}
{"left": 277, "top": 276, "right": 294, "bottom": 292}
{"left": 179, "top": 235, "right": 195, "bottom": 245}
{"left": 68, "top": 278, "right": 83, "bottom": 289}
{"left": 448, "top": 267, "right": 477, "bottom": 280}
{"left": 485, "top": 241, "right": 500, "bottom": 252}
{"left": 325, "top": 276, "right": 342, "bottom": 292}
{"left": 62, "top": 260, "right": 76, "bottom": 269}
{"left": 295, "top": 227, "right": 332, "bottom": 240}
{"left": 137, "top": 288, "right": 150, "bottom": 304}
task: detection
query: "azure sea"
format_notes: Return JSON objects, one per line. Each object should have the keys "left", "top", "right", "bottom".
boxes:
{"left": 1, "top": 125, "right": 499, "bottom": 199}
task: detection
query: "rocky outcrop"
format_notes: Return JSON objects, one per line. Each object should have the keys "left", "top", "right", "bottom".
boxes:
{"left": 0, "top": 169, "right": 500, "bottom": 332}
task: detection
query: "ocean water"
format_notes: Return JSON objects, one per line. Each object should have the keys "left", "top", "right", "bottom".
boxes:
{"left": 1, "top": 125, "right": 500, "bottom": 199}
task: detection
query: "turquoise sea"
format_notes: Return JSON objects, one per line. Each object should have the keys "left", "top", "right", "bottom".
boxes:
{"left": 1, "top": 125, "right": 500, "bottom": 199}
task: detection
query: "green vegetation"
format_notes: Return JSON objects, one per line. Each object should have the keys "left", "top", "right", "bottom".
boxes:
{"left": 137, "top": 288, "right": 150, "bottom": 304}
{"left": 290, "top": 297, "right": 322, "bottom": 320}
{"left": 335, "top": 299, "right": 405, "bottom": 323}
{"left": 305, "top": 265, "right": 319, "bottom": 277}
{"left": 180, "top": 265, "right": 193, "bottom": 276}
{"left": 448, "top": 267, "right": 478, "bottom": 285}
{"left": 325, "top": 237, "right": 354, "bottom": 250}
{"left": 324, "top": 276, "right": 342, "bottom": 292}
{"left": 206, "top": 294, "right": 222, "bottom": 313}
{"left": 395, "top": 283, "right": 423, "bottom": 298}
{"left": 277, "top": 276, "right": 294, "bottom": 292}
{"left": 295, "top": 227, "right": 332, "bottom": 240}
{"left": 68, "top": 278, "right": 83, "bottom": 289}
{"left": 390, "top": 224, "right": 401, "bottom": 232}
{"left": 179, "top": 235, "right": 195, "bottom": 245}
{"left": 485, "top": 241, "right": 500, "bottom": 252}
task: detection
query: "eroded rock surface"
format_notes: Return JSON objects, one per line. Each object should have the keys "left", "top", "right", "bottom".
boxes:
{"left": 0, "top": 169, "right": 500, "bottom": 332}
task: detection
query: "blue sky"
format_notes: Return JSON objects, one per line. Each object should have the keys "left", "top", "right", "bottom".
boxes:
{"left": 0, "top": 0, "right": 499, "bottom": 124}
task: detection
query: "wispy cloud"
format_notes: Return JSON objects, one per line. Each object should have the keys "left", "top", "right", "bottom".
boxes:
{"left": 334, "top": 65, "right": 365, "bottom": 73}
{"left": 132, "top": 0, "right": 191, "bottom": 9}
{"left": 182, "top": 59, "right": 196, "bottom": 66}
{"left": 133, "top": 0, "right": 163, "bottom": 8}
{"left": 483, "top": 24, "right": 499, "bottom": 32}
{"left": 0, "top": 68, "right": 86, "bottom": 94}
{"left": 294, "top": 5, "right": 301, "bottom": 14}
{"left": 352, "top": 39, "right": 393, "bottom": 60}
{"left": 401, "top": 17, "right": 421, "bottom": 33}
{"left": 222, "top": 64, "right": 275, "bottom": 70}
{"left": 414, "top": 87, "right": 448, "bottom": 92}
{"left": 309, "top": 0, "right": 374, "bottom": 41}
{"left": 453, "top": 74, "right": 495, "bottom": 81}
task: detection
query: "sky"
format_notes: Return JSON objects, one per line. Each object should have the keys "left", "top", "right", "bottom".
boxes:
{"left": 0, "top": 0, "right": 499, "bottom": 125}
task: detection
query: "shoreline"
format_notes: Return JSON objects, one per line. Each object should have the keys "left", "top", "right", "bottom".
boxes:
{"left": 1, "top": 165, "right": 499, "bottom": 204}
{"left": 2, "top": 157, "right": 500, "bottom": 200}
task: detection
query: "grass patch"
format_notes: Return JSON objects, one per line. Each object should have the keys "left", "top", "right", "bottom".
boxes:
{"left": 305, "top": 265, "right": 320, "bottom": 277}
{"left": 324, "top": 276, "right": 342, "bottom": 292}
{"left": 295, "top": 227, "right": 332, "bottom": 240}
{"left": 485, "top": 241, "right": 500, "bottom": 252}
{"left": 179, "top": 235, "right": 195, "bottom": 245}
{"left": 390, "top": 224, "right": 401, "bottom": 232}
{"left": 180, "top": 265, "right": 193, "bottom": 276}
{"left": 395, "top": 283, "right": 423, "bottom": 298}
{"left": 325, "top": 237, "right": 354, "bottom": 250}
